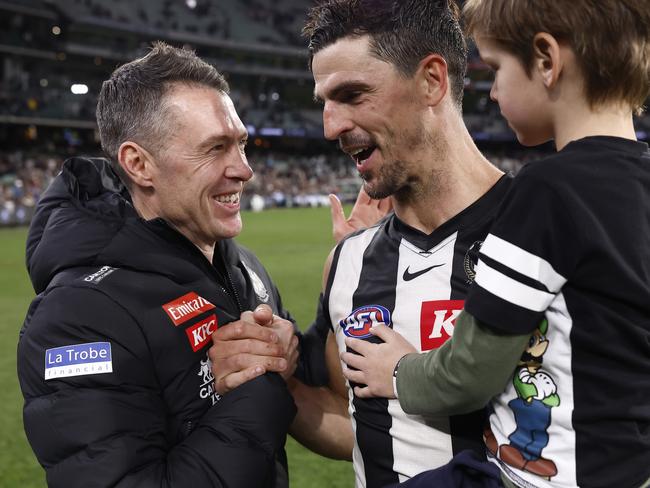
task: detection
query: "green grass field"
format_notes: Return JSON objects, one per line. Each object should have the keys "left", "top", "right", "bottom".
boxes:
{"left": 0, "top": 207, "right": 353, "bottom": 488}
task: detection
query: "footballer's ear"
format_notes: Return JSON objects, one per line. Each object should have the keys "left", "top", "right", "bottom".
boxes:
{"left": 117, "top": 141, "right": 156, "bottom": 188}
{"left": 532, "top": 32, "right": 563, "bottom": 89}
{"left": 418, "top": 53, "right": 449, "bottom": 108}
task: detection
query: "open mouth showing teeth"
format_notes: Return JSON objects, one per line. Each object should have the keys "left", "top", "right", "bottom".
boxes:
{"left": 350, "top": 146, "right": 377, "bottom": 164}
{"left": 215, "top": 193, "right": 240, "bottom": 204}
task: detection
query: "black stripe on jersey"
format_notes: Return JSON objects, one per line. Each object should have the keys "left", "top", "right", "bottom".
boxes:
{"left": 447, "top": 183, "right": 510, "bottom": 457}
{"left": 350, "top": 225, "right": 401, "bottom": 488}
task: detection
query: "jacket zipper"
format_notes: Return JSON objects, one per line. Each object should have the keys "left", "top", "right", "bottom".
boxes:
{"left": 223, "top": 266, "right": 243, "bottom": 313}
{"left": 151, "top": 219, "right": 241, "bottom": 312}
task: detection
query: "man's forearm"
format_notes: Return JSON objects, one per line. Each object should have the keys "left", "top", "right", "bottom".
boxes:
{"left": 288, "top": 378, "right": 353, "bottom": 461}
{"left": 396, "top": 311, "right": 530, "bottom": 417}
{"left": 294, "top": 296, "right": 332, "bottom": 387}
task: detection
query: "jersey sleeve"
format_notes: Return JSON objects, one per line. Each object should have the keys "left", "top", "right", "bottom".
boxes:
{"left": 465, "top": 166, "right": 581, "bottom": 334}
{"left": 18, "top": 286, "right": 296, "bottom": 488}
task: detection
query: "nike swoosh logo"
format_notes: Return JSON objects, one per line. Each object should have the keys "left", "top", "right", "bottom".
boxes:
{"left": 402, "top": 264, "right": 445, "bottom": 281}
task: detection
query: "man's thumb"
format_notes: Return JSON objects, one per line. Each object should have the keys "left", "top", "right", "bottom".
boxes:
{"left": 253, "top": 304, "right": 274, "bottom": 326}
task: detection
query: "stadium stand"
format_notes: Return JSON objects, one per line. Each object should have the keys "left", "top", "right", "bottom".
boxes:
{"left": 0, "top": 0, "right": 648, "bottom": 226}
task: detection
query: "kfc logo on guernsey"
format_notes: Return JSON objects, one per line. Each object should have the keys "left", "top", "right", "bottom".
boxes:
{"left": 162, "top": 292, "right": 215, "bottom": 326}
{"left": 420, "top": 300, "right": 464, "bottom": 350}
{"left": 185, "top": 315, "right": 218, "bottom": 352}
{"left": 340, "top": 305, "right": 392, "bottom": 339}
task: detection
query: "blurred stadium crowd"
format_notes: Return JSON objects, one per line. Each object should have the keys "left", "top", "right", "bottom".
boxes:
{"left": 1, "top": 0, "right": 648, "bottom": 226}
{"left": 0, "top": 149, "right": 536, "bottom": 226}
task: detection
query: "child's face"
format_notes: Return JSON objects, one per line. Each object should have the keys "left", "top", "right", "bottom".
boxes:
{"left": 475, "top": 36, "right": 553, "bottom": 146}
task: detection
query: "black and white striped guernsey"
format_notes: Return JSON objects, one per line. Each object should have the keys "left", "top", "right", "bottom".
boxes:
{"left": 320, "top": 176, "right": 512, "bottom": 487}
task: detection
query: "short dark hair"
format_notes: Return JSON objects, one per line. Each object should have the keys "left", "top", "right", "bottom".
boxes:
{"left": 303, "top": 0, "right": 468, "bottom": 109}
{"left": 96, "top": 41, "right": 229, "bottom": 185}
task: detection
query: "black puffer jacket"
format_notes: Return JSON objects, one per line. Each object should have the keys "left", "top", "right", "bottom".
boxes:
{"left": 17, "top": 157, "right": 297, "bottom": 487}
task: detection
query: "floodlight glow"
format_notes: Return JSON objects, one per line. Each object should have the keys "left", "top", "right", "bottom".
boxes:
{"left": 70, "top": 84, "right": 89, "bottom": 95}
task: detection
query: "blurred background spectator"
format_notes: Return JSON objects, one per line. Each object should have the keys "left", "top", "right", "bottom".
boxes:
{"left": 0, "top": 0, "right": 647, "bottom": 225}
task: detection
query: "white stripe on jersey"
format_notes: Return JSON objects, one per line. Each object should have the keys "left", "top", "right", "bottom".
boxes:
{"left": 481, "top": 234, "right": 567, "bottom": 292}
{"left": 474, "top": 260, "right": 556, "bottom": 312}
{"left": 330, "top": 227, "right": 381, "bottom": 488}
{"left": 390, "top": 233, "right": 457, "bottom": 482}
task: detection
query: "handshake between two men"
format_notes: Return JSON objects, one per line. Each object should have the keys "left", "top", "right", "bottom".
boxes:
{"left": 209, "top": 304, "right": 299, "bottom": 395}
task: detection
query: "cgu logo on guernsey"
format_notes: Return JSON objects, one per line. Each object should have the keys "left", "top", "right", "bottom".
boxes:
{"left": 420, "top": 300, "right": 464, "bottom": 350}
{"left": 340, "top": 305, "right": 392, "bottom": 339}
{"left": 162, "top": 292, "right": 215, "bottom": 327}
{"left": 186, "top": 315, "right": 218, "bottom": 352}
{"left": 44, "top": 342, "right": 112, "bottom": 380}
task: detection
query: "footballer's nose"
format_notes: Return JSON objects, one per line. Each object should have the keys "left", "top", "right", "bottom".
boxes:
{"left": 323, "top": 101, "right": 355, "bottom": 141}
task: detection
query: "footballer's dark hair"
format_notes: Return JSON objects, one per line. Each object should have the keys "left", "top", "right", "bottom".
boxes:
{"left": 303, "top": 0, "right": 468, "bottom": 109}
{"left": 96, "top": 41, "right": 229, "bottom": 186}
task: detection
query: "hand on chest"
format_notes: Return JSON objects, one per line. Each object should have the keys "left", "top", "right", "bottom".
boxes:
{"left": 333, "top": 236, "right": 468, "bottom": 353}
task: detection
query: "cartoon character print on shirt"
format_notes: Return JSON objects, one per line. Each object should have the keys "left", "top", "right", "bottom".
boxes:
{"left": 485, "top": 318, "right": 560, "bottom": 479}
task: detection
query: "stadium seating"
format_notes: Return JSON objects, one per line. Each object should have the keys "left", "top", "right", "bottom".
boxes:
{"left": 0, "top": 0, "right": 648, "bottom": 226}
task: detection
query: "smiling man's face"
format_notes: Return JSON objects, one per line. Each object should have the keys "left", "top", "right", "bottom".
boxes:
{"left": 148, "top": 84, "right": 253, "bottom": 249}
{"left": 312, "top": 35, "right": 433, "bottom": 200}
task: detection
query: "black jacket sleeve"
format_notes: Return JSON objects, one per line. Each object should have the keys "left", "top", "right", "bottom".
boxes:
{"left": 18, "top": 286, "right": 296, "bottom": 488}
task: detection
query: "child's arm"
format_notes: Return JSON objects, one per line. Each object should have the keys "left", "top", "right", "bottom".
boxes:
{"left": 396, "top": 310, "right": 529, "bottom": 416}
{"left": 340, "top": 310, "right": 529, "bottom": 416}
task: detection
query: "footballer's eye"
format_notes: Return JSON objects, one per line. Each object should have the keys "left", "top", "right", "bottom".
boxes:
{"left": 529, "top": 336, "right": 536, "bottom": 348}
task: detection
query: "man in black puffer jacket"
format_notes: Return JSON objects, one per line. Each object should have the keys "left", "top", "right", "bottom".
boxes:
{"left": 17, "top": 42, "right": 300, "bottom": 487}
